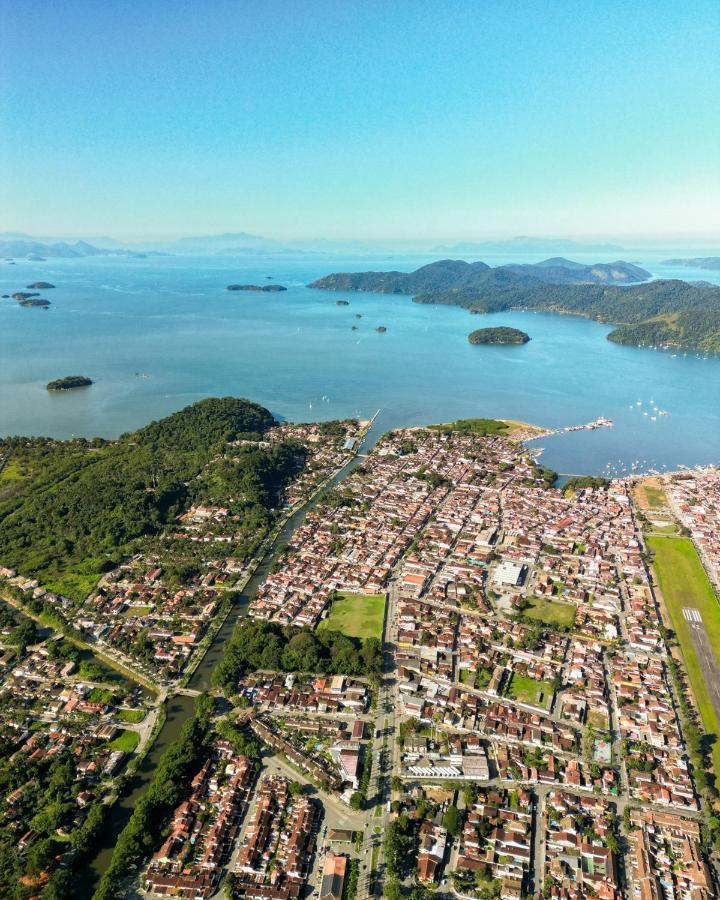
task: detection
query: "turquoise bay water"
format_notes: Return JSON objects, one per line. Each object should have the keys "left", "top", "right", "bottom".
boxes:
{"left": 1, "top": 253, "right": 719, "bottom": 476}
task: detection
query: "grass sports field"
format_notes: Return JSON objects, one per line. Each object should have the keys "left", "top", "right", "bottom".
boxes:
{"left": 318, "top": 592, "right": 386, "bottom": 640}
{"left": 648, "top": 535, "right": 720, "bottom": 769}
{"left": 505, "top": 671, "right": 554, "bottom": 709}
{"left": 523, "top": 596, "right": 576, "bottom": 629}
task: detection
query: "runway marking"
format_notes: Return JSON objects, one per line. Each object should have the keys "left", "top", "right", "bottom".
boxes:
{"left": 683, "top": 607, "right": 702, "bottom": 624}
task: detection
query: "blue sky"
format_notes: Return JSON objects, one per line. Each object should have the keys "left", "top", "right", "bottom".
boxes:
{"left": 1, "top": 0, "right": 718, "bottom": 240}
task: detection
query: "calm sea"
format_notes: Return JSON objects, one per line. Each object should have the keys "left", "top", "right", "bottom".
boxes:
{"left": 1, "top": 252, "right": 719, "bottom": 477}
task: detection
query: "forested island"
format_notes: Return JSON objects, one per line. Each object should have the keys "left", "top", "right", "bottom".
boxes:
{"left": 309, "top": 258, "right": 720, "bottom": 352}
{"left": 468, "top": 326, "right": 530, "bottom": 345}
{"left": 19, "top": 297, "right": 50, "bottom": 308}
{"left": 226, "top": 283, "right": 287, "bottom": 292}
{"left": 46, "top": 375, "right": 94, "bottom": 391}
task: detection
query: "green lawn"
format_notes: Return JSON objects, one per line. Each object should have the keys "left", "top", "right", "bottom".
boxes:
{"left": 317, "top": 592, "right": 386, "bottom": 640}
{"left": 122, "top": 605, "right": 153, "bottom": 616}
{"left": 107, "top": 729, "right": 140, "bottom": 753}
{"left": 87, "top": 687, "right": 115, "bottom": 704}
{"left": 648, "top": 535, "right": 720, "bottom": 771}
{"left": 44, "top": 570, "right": 102, "bottom": 603}
{"left": 646, "top": 521, "right": 681, "bottom": 535}
{"left": 505, "top": 671, "right": 554, "bottom": 709}
{"left": 523, "top": 597, "right": 577, "bottom": 629}
{"left": 429, "top": 418, "right": 509, "bottom": 436}
{"left": 116, "top": 708, "right": 146, "bottom": 724}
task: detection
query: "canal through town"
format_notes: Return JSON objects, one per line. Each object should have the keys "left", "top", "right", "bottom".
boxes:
{"left": 77, "top": 421, "right": 384, "bottom": 897}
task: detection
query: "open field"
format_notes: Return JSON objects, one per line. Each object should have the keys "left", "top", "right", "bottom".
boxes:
{"left": 646, "top": 522, "right": 681, "bottom": 535}
{"left": 634, "top": 478, "right": 667, "bottom": 510}
{"left": 505, "top": 671, "right": 554, "bottom": 709}
{"left": 522, "top": 596, "right": 577, "bottom": 629}
{"left": 107, "top": 729, "right": 140, "bottom": 753}
{"left": 648, "top": 535, "right": 720, "bottom": 770}
{"left": 122, "top": 605, "right": 153, "bottom": 616}
{"left": 44, "top": 571, "right": 102, "bottom": 603}
{"left": 317, "top": 592, "right": 386, "bottom": 640}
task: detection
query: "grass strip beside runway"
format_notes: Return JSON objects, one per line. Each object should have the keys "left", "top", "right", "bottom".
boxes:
{"left": 648, "top": 535, "right": 720, "bottom": 770}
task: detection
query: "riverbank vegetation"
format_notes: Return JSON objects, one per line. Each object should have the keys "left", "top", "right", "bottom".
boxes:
{"left": 92, "top": 695, "right": 215, "bottom": 900}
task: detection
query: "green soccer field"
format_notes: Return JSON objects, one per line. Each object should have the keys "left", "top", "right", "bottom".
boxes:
{"left": 317, "top": 592, "right": 386, "bottom": 640}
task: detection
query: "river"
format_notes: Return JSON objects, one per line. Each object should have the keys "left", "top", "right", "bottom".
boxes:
{"left": 76, "top": 432, "right": 378, "bottom": 897}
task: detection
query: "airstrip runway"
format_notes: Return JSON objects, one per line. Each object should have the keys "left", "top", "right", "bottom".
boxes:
{"left": 683, "top": 607, "right": 720, "bottom": 725}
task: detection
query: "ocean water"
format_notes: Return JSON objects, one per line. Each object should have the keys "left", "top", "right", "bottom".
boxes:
{"left": 1, "top": 252, "right": 719, "bottom": 477}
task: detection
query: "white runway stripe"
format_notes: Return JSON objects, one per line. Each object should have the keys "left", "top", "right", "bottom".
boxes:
{"left": 683, "top": 607, "right": 702, "bottom": 623}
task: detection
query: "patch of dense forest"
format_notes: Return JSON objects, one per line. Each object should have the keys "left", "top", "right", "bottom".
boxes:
{"left": 212, "top": 618, "right": 383, "bottom": 693}
{"left": 607, "top": 308, "right": 720, "bottom": 353}
{"left": 0, "top": 398, "right": 304, "bottom": 600}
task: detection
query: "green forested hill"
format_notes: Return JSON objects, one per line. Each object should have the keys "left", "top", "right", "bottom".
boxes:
{"left": 308, "top": 257, "right": 650, "bottom": 293}
{"left": 0, "top": 398, "right": 302, "bottom": 598}
{"left": 310, "top": 260, "right": 720, "bottom": 352}
{"left": 607, "top": 309, "right": 720, "bottom": 352}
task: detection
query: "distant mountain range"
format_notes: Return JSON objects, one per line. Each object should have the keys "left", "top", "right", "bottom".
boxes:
{"left": 309, "top": 258, "right": 720, "bottom": 353}
{"left": 0, "top": 235, "right": 166, "bottom": 259}
{"left": 431, "top": 236, "right": 625, "bottom": 253}
{"left": 0, "top": 231, "right": 633, "bottom": 259}
{"left": 663, "top": 257, "right": 720, "bottom": 270}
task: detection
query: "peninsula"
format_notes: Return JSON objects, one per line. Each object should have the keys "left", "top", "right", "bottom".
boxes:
{"left": 46, "top": 375, "right": 93, "bottom": 391}
{"left": 469, "top": 326, "right": 530, "bottom": 345}
{"left": 226, "top": 283, "right": 287, "bottom": 292}
{"left": 309, "top": 258, "right": 720, "bottom": 352}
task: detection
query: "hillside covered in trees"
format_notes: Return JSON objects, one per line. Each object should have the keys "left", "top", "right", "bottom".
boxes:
{"left": 0, "top": 398, "right": 304, "bottom": 599}
{"left": 310, "top": 259, "right": 720, "bottom": 352}
{"left": 607, "top": 308, "right": 720, "bottom": 353}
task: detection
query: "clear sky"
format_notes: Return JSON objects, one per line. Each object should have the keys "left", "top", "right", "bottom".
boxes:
{"left": 1, "top": 0, "right": 719, "bottom": 241}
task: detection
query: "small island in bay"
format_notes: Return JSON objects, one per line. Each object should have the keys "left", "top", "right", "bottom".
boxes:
{"left": 46, "top": 375, "right": 93, "bottom": 391}
{"left": 226, "top": 283, "right": 287, "bottom": 292}
{"left": 468, "top": 326, "right": 530, "bottom": 345}
{"left": 27, "top": 281, "right": 55, "bottom": 289}
{"left": 19, "top": 298, "right": 51, "bottom": 308}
